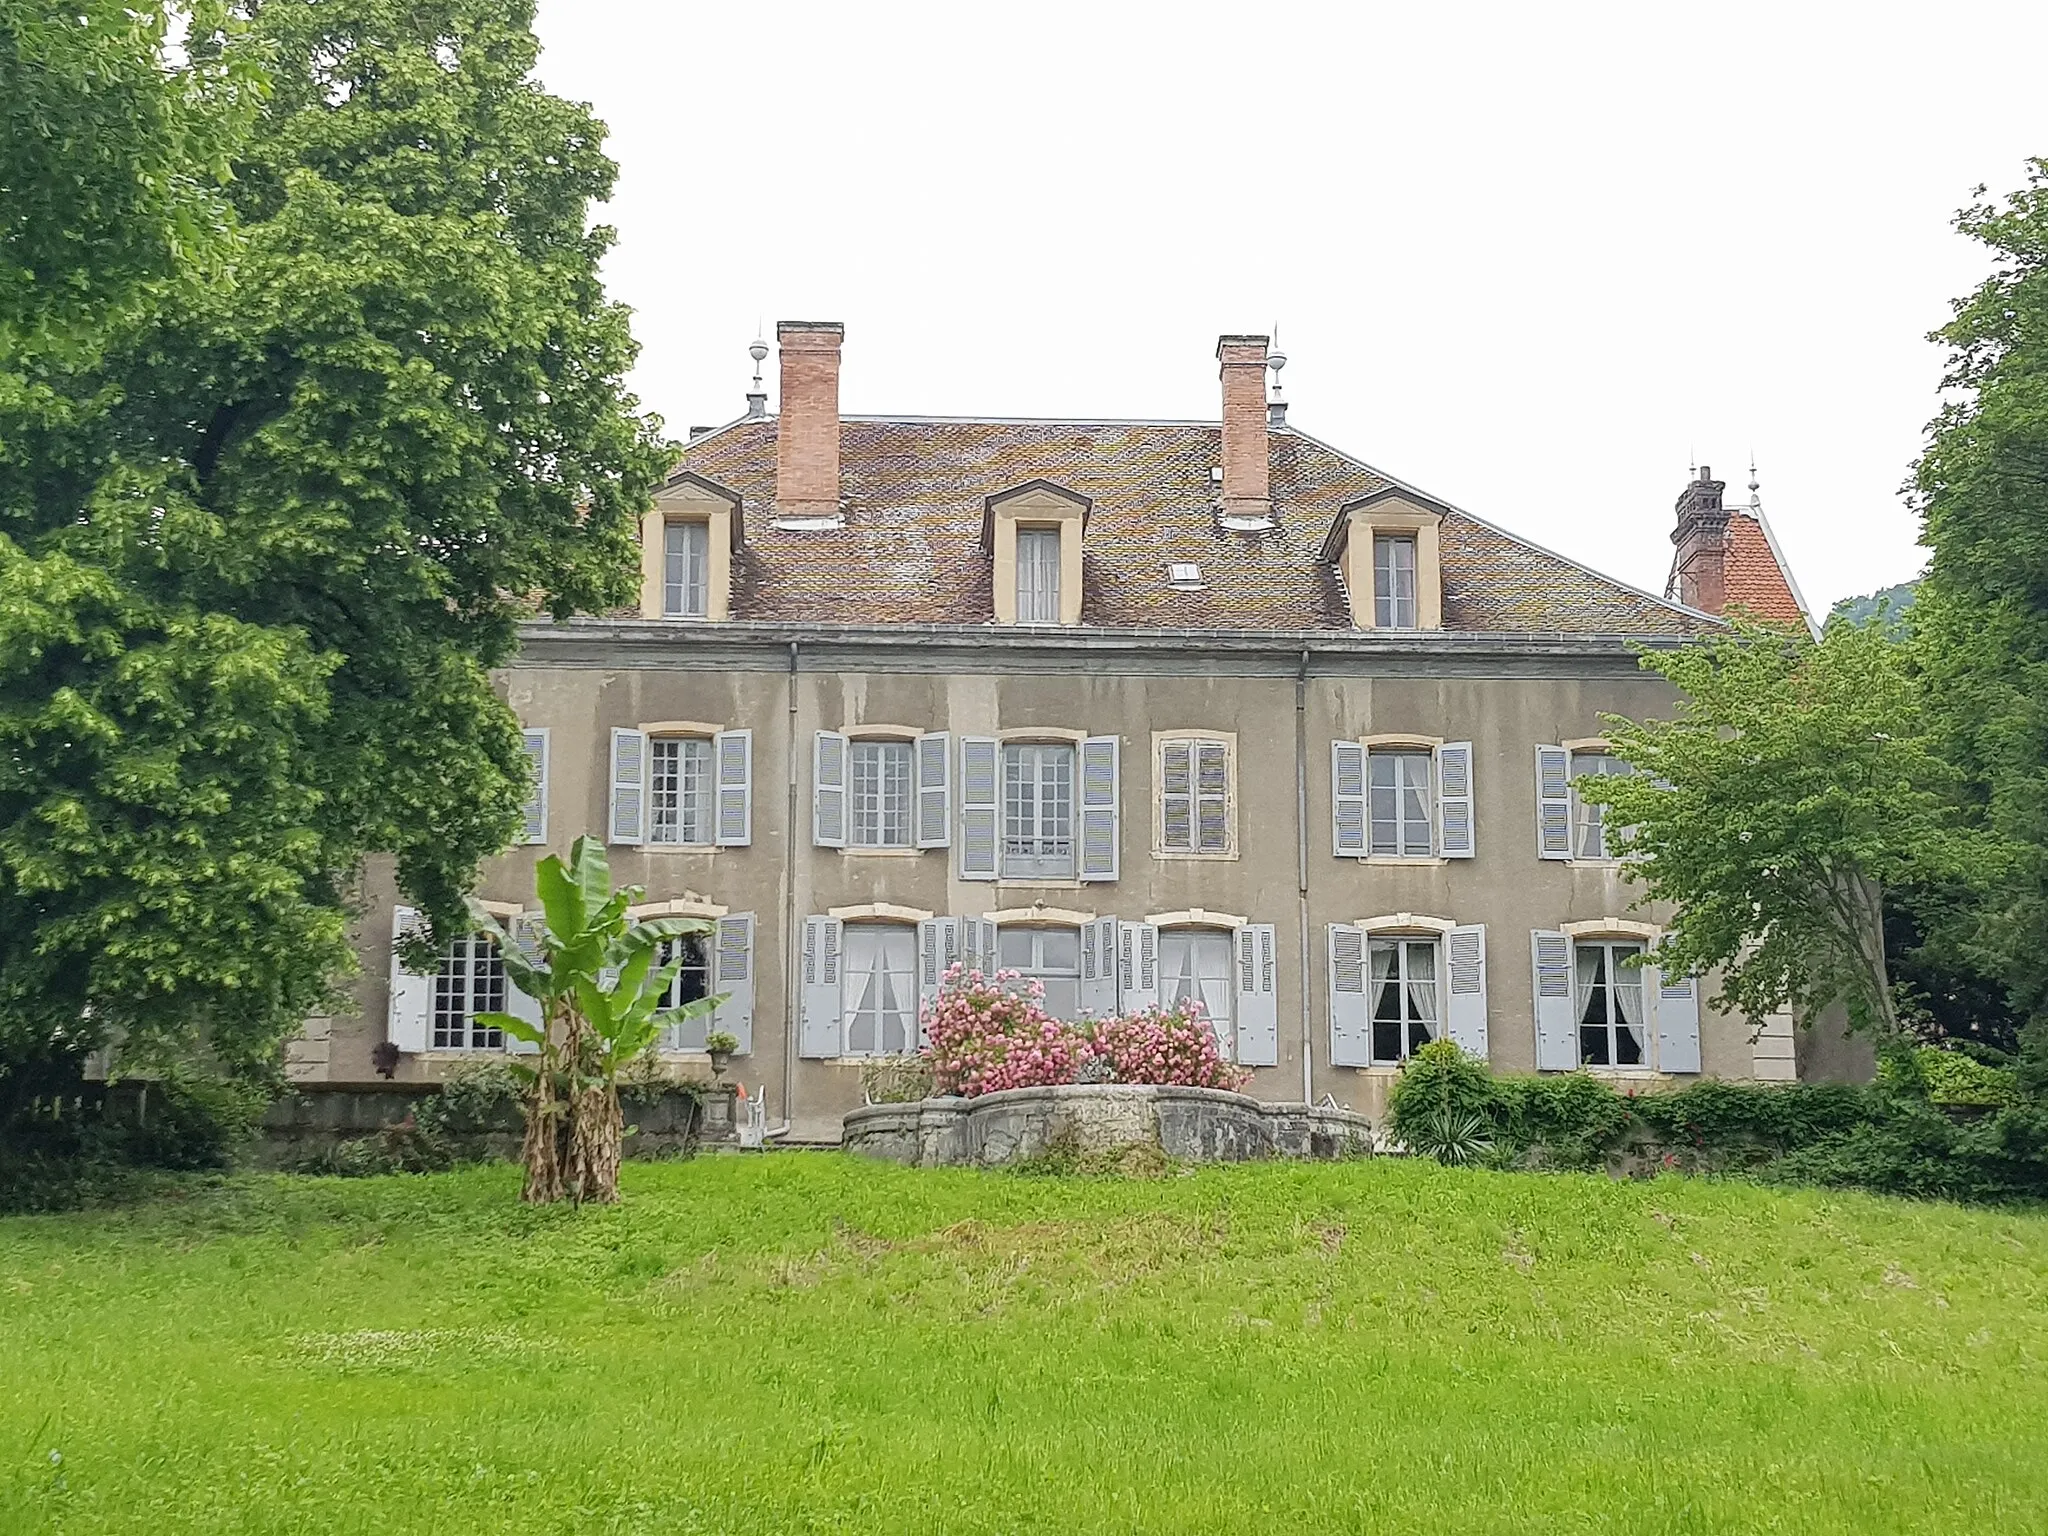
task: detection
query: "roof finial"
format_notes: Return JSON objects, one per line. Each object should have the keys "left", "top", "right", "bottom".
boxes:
{"left": 1266, "top": 322, "right": 1289, "bottom": 426}
{"left": 745, "top": 323, "right": 769, "bottom": 418}
{"left": 1748, "top": 455, "right": 1761, "bottom": 510}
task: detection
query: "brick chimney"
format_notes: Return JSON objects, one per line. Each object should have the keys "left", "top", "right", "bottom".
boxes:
{"left": 1215, "top": 334, "right": 1272, "bottom": 522}
{"left": 775, "top": 321, "right": 844, "bottom": 518}
{"left": 1670, "top": 465, "right": 1731, "bottom": 613}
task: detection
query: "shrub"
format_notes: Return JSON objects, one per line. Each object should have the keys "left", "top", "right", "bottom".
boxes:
{"left": 1387, "top": 1041, "right": 1502, "bottom": 1150}
{"left": 1085, "top": 1005, "right": 1249, "bottom": 1092}
{"left": 1914, "top": 1046, "right": 2017, "bottom": 1107}
{"left": 924, "top": 967, "right": 1093, "bottom": 1096}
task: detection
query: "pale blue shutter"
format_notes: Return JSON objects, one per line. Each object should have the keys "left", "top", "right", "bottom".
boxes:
{"left": 1234, "top": 923, "right": 1279, "bottom": 1067}
{"left": 1159, "top": 739, "right": 1193, "bottom": 852}
{"left": 1332, "top": 741, "right": 1367, "bottom": 857}
{"left": 1535, "top": 746, "right": 1572, "bottom": 860}
{"left": 714, "top": 729, "right": 752, "bottom": 846}
{"left": 608, "top": 728, "right": 646, "bottom": 846}
{"left": 1653, "top": 966, "right": 1702, "bottom": 1074}
{"left": 916, "top": 731, "right": 951, "bottom": 849}
{"left": 958, "top": 737, "right": 1000, "bottom": 880}
{"left": 1079, "top": 915, "right": 1120, "bottom": 1015}
{"left": 1531, "top": 930, "right": 1577, "bottom": 1069}
{"left": 519, "top": 729, "right": 549, "bottom": 845}
{"left": 1444, "top": 924, "right": 1488, "bottom": 1059}
{"left": 387, "top": 905, "right": 431, "bottom": 1053}
{"left": 798, "top": 915, "right": 843, "bottom": 1058}
{"left": 1116, "top": 921, "right": 1159, "bottom": 1012}
{"left": 1328, "top": 923, "right": 1370, "bottom": 1066}
{"left": 1079, "top": 735, "right": 1120, "bottom": 881}
{"left": 713, "top": 913, "right": 755, "bottom": 1054}
{"left": 505, "top": 913, "right": 545, "bottom": 1055}
{"left": 813, "top": 730, "right": 848, "bottom": 848}
{"left": 1435, "top": 741, "right": 1474, "bottom": 859}
{"left": 1196, "top": 740, "right": 1231, "bottom": 853}
{"left": 917, "top": 917, "right": 962, "bottom": 1043}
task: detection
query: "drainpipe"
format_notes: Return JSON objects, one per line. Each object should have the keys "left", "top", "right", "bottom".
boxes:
{"left": 1295, "top": 646, "right": 1314, "bottom": 1105}
{"left": 765, "top": 638, "right": 799, "bottom": 1142}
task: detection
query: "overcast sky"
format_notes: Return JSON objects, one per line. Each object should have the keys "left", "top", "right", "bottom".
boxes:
{"left": 530, "top": 1, "right": 2048, "bottom": 614}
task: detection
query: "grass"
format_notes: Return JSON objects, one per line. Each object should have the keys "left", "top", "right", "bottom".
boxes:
{"left": 3, "top": 1156, "right": 2048, "bottom": 1534}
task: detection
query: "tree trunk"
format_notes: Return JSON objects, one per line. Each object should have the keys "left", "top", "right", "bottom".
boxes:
{"left": 518, "top": 1072, "right": 564, "bottom": 1204}
{"left": 568, "top": 1082, "right": 623, "bottom": 1204}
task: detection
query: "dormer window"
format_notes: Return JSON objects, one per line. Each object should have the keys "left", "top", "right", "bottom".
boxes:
{"left": 1016, "top": 528, "right": 1062, "bottom": 623}
{"left": 1320, "top": 488, "right": 1447, "bottom": 632}
{"left": 1167, "top": 562, "right": 1204, "bottom": 589}
{"left": 640, "top": 472, "right": 742, "bottom": 622}
{"left": 664, "top": 521, "right": 710, "bottom": 618}
{"left": 983, "top": 480, "right": 1091, "bottom": 627}
{"left": 1373, "top": 535, "right": 1418, "bottom": 628}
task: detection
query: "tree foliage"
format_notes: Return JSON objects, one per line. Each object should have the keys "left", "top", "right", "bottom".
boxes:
{"left": 1582, "top": 621, "right": 1986, "bottom": 1037}
{"left": 0, "top": 1, "right": 668, "bottom": 1076}
{"left": 1913, "top": 158, "right": 2048, "bottom": 1025}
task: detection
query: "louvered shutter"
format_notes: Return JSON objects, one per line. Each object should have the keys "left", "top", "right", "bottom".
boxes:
{"left": 958, "top": 737, "right": 1000, "bottom": 880}
{"left": 1196, "top": 741, "right": 1230, "bottom": 853}
{"left": 1117, "top": 921, "right": 1159, "bottom": 1012}
{"left": 1079, "top": 914, "right": 1120, "bottom": 1016}
{"left": 1328, "top": 923, "right": 1371, "bottom": 1066}
{"left": 1332, "top": 741, "right": 1367, "bottom": 857}
{"left": 1079, "top": 735, "right": 1120, "bottom": 881}
{"left": 916, "top": 917, "right": 962, "bottom": 1043}
{"left": 1652, "top": 965, "right": 1702, "bottom": 1074}
{"left": 916, "top": 731, "right": 952, "bottom": 849}
{"left": 964, "top": 915, "right": 1000, "bottom": 979}
{"left": 1444, "top": 923, "right": 1488, "bottom": 1059}
{"left": 1531, "top": 929, "right": 1578, "bottom": 1069}
{"left": 812, "top": 730, "right": 848, "bottom": 848}
{"left": 713, "top": 913, "right": 755, "bottom": 1054}
{"left": 1159, "top": 739, "right": 1193, "bottom": 852}
{"left": 387, "top": 905, "right": 431, "bottom": 1053}
{"left": 798, "top": 915, "right": 843, "bottom": 1058}
{"left": 1435, "top": 741, "right": 1475, "bottom": 859}
{"left": 714, "top": 729, "right": 752, "bottom": 846}
{"left": 505, "top": 913, "right": 545, "bottom": 1054}
{"left": 608, "top": 728, "right": 647, "bottom": 845}
{"left": 1535, "top": 746, "right": 1572, "bottom": 860}
{"left": 1234, "top": 923, "right": 1279, "bottom": 1066}
{"left": 519, "top": 729, "right": 549, "bottom": 846}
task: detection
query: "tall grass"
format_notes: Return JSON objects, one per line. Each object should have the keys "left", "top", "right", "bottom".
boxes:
{"left": 3, "top": 1155, "right": 2046, "bottom": 1533}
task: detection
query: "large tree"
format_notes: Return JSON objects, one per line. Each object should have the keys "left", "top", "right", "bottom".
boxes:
{"left": 0, "top": 1, "right": 668, "bottom": 1076}
{"left": 1581, "top": 621, "right": 1984, "bottom": 1039}
{"left": 1914, "top": 159, "right": 2048, "bottom": 1030}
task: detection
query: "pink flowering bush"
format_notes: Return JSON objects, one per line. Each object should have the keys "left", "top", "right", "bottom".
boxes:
{"left": 921, "top": 968, "right": 1250, "bottom": 1097}
{"left": 924, "top": 966, "right": 1093, "bottom": 1097}
{"left": 1086, "top": 1004, "right": 1250, "bottom": 1092}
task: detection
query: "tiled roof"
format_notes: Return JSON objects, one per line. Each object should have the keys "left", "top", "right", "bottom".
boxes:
{"left": 670, "top": 417, "right": 1716, "bottom": 636}
{"left": 1723, "top": 510, "right": 1810, "bottom": 630}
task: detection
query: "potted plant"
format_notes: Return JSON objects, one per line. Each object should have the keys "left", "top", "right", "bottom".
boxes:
{"left": 704, "top": 1030, "right": 740, "bottom": 1079}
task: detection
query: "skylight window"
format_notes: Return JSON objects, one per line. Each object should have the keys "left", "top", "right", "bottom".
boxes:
{"left": 1167, "top": 562, "right": 1204, "bottom": 589}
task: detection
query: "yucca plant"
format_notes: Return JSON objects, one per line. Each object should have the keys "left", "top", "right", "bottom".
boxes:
{"left": 1405, "top": 1106, "right": 1496, "bottom": 1167}
{"left": 468, "top": 836, "right": 718, "bottom": 1204}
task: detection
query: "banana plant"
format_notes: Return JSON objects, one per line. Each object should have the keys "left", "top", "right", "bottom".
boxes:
{"left": 468, "top": 835, "right": 720, "bottom": 1204}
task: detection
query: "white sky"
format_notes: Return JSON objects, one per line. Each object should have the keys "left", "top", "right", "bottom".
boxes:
{"left": 531, "top": 0, "right": 2048, "bottom": 614}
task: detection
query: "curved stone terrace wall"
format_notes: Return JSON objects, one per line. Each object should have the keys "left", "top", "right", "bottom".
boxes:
{"left": 842, "top": 1084, "right": 1375, "bottom": 1169}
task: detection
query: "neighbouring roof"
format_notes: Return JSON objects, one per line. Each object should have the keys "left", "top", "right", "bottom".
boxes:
{"left": 1722, "top": 509, "right": 1813, "bottom": 633}
{"left": 666, "top": 416, "right": 1718, "bottom": 636}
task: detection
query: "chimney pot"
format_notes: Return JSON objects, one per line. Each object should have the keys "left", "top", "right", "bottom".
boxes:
{"left": 1671, "top": 465, "right": 1732, "bottom": 613}
{"left": 775, "top": 321, "right": 844, "bottom": 519}
{"left": 1215, "top": 333, "right": 1273, "bottom": 523}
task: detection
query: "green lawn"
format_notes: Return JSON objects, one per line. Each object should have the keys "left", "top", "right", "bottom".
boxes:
{"left": 4, "top": 1156, "right": 2047, "bottom": 1534}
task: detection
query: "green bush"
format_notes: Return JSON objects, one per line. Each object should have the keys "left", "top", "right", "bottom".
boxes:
{"left": 1913, "top": 1046, "right": 2017, "bottom": 1107}
{"left": 1386, "top": 1041, "right": 1500, "bottom": 1148}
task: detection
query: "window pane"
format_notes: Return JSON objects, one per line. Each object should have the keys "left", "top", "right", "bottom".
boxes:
{"left": 1572, "top": 753, "right": 1630, "bottom": 858}
{"left": 664, "top": 522, "right": 709, "bottom": 618}
{"left": 998, "top": 928, "right": 1034, "bottom": 970}
{"left": 842, "top": 925, "right": 916, "bottom": 1056}
{"left": 1368, "top": 751, "right": 1432, "bottom": 855}
{"left": 851, "top": 741, "right": 913, "bottom": 847}
{"left": 1017, "top": 529, "right": 1060, "bottom": 622}
{"left": 1374, "top": 535, "right": 1418, "bottom": 627}
{"left": 1001, "top": 743, "right": 1075, "bottom": 878}
{"left": 1038, "top": 928, "right": 1079, "bottom": 971}
{"left": 659, "top": 934, "right": 714, "bottom": 1049}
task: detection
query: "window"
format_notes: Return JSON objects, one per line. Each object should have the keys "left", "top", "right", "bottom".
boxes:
{"left": 1369, "top": 750, "right": 1434, "bottom": 857}
{"left": 850, "top": 740, "right": 914, "bottom": 848}
{"left": 1003, "top": 742, "right": 1075, "bottom": 879}
{"left": 1369, "top": 937, "right": 1438, "bottom": 1064}
{"left": 844, "top": 923, "right": 918, "bottom": 1054}
{"left": 1016, "top": 528, "right": 1061, "bottom": 623}
{"left": 1159, "top": 737, "right": 1231, "bottom": 854}
{"left": 649, "top": 737, "right": 713, "bottom": 846}
{"left": 1374, "top": 534, "right": 1418, "bottom": 628}
{"left": 432, "top": 935, "right": 507, "bottom": 1050}
{"left": 1572, "top": 752, "right": 1631, "bottom": 860}
{"left": 999, "top": 926, "right": 1081, "bottom": 1020}
{"left": 663, "top": 521, "right": 710, "bottom": 618}
{"left": 1575, "top": 940, "right": 1646, "bottom": 1066}
{"left": 1161, "top": 929, "right": 1233, "bottom": 1056}
{"left": 656, "top": 933, "right": 713, "bottom": 1049}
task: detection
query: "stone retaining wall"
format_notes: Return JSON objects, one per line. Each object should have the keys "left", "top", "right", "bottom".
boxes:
{"left": 842, "top": 1084, "right": 1375, "bottom": 1169}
